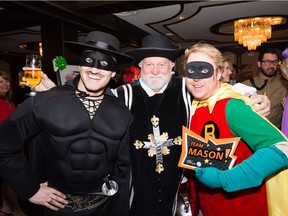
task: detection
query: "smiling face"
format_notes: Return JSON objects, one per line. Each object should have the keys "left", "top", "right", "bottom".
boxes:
{"left": 139, "top": 57, "right": 174, "bottom": 93}
{"left": 77, "top": 51, "right": 116, "bottom": 96}
{"left": 258, "top": 53, "right": 279, "bottom": 78}
{"left": 0, "top": 74, "right": 11, "bottom": 97}
{"left": 184, "top": 43, "right": 223, "bottom": 101}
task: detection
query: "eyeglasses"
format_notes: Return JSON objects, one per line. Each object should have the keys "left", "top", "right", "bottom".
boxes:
{"left": 261, "top": 60, "right": 279, "bottom": 66}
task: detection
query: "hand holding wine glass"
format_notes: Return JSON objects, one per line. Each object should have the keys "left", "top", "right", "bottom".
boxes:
{"left": 23, "top": 54, "right": 42, "bottom": 95}
{"left": 23, "top": 54, "right": 42, "bottom": 88}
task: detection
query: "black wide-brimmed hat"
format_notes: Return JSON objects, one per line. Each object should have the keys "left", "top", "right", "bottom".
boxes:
{"left": 125, "top": 34, "right": 181, "bottom": 64}
{"left": 64, "top": 31, "right": 134, "bottom": 70}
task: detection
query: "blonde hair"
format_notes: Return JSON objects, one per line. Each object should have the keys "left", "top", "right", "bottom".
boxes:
{"left": 184, "top": 43, "right": 224, "bottom": 72}
{"left": 223, "top": 58, "right": 233, "bottom": 70}
{"left": 280, "top": 59, "right": 288, "bottom": 80}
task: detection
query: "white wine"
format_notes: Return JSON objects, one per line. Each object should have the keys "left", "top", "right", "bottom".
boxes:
{"left": 23, "top": 67, "right": 41, "bottom": 87}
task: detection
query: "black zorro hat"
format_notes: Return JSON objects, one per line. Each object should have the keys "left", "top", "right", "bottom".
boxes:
{"left": 125, "top": 34, "right": 181, "bottom": 64}
{"left": 64, "top": 31, "right": 134, "bottom": 70}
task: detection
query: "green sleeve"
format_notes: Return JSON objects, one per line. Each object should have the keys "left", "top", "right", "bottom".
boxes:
{"left": 226, "top": 99, "right": 287, "bottom": 151}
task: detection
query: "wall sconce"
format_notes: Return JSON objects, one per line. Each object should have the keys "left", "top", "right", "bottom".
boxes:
{"left": 19, "top": 42, "right": 43, "bottom": 56}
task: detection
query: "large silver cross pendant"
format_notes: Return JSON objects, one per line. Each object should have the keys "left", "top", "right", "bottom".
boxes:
{"left": 134, "top": 115, "right": 181, "bottom": 174}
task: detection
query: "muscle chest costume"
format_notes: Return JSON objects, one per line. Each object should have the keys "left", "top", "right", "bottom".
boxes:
{"left": 115, "top": 76, "right": 192, "bottom": 216}
{"left": 0, "top": 76, "right": 133, "bottom": 215}
{"left": 188, "top": 83, "right": 288, "bottom": 216}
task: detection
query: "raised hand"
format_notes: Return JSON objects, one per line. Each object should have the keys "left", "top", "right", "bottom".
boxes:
{"left": 34, "top": 72, "right": 57, "bottom": 92}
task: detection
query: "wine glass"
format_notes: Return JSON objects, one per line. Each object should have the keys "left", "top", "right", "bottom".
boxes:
{"left": 23, "top": 54, "right": 42, "bottom": 96}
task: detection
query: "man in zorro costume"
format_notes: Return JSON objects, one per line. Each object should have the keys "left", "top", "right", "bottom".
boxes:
{"left": 0, "top": 31, "right": 134, "bottom": 216}
{"left": 184, "top": 43, "right": 288, "bottom": 216}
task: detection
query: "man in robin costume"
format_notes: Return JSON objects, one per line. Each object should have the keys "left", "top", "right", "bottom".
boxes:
{"left": 0, "top": 31, "right": 134, "bottom": 216}
{"left": 184, "top": 43, "right": 288, "bottom": 216}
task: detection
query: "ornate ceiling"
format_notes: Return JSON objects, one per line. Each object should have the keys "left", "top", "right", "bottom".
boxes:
{"left": 0, "top": 1, "right": 287, "bottom": 56}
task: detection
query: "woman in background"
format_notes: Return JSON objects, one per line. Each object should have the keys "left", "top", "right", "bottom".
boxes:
{"left": 222, "top": 58, "right": 233, "bottom": 83}
{"left": 0, "top": 71, "right": 26, "bottom": 216}
{"left": 0, "top": 71, "right": 15, "bottom": 121}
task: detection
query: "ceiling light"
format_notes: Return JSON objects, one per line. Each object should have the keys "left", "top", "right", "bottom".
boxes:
{"left": 178, "top": 15, "right": 185, "bottom": 20}
{"left": 19, "top": 42, "right": 43, "bottom": 56}
{"left": 114, "top": 11, "right": 138, "bottom": 17}
{"left": 234, "top": 16, "right": 282, "bottom": 50}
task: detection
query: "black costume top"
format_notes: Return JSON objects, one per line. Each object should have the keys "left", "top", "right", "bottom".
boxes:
{"left": 116, "top": 76, "right": 191, "bottom": 216}
{"left": 0, "top": 76, "right": 133, "bottom": 215}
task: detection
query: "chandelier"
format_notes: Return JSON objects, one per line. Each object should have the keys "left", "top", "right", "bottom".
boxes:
{"left": 234, "top": 17, "right": 282, "bottom": 50}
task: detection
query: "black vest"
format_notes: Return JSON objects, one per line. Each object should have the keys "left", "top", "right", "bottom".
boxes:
{"left": 116, "top": 76, "right": 192, "bottom": 216}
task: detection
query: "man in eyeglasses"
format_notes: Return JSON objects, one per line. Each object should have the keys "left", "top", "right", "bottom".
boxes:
{"left": 242, "top": 48, "right": 288, "bottom": 128}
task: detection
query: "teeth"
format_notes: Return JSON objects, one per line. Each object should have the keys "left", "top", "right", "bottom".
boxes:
{"left": 88, "top": 75, "right": 100, "bottom": 79}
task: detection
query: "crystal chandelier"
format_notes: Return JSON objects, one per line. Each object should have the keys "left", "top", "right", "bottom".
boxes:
{"left": 234, "top": 17, "right": 282, "bottom": 50}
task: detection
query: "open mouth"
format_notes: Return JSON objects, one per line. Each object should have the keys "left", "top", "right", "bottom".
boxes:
{"left": 88, "top": 73, "right": 102, "bottom": 80}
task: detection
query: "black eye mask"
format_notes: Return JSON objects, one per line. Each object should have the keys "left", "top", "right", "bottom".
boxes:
{"left": 185, "top": 61, "right": 214, "bottom": 79}
{"left": 80, "top": 51, "right": 116, "bottom": 71}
